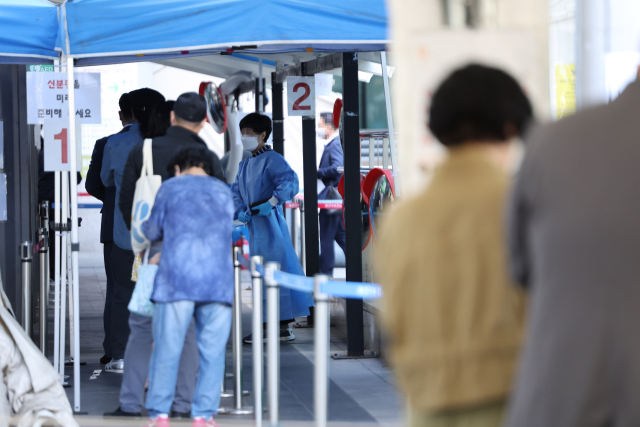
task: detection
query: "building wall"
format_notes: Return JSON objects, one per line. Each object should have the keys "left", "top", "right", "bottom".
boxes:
{"left": 0, "top": 64, "right": 39, "bottom": 323}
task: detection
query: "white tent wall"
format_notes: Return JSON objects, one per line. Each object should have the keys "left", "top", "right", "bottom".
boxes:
{"left": 389, "top": 0, "right": 550, "bottom": 198}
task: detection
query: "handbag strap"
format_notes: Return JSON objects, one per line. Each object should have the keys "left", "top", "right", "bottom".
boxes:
{"left": 142, "top": 248, "right": 150, "bottom": 265}
{"left": 141, "top": 138, "right": 154, "bottom": 177}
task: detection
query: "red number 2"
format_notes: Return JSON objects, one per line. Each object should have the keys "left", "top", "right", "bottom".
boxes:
{"left": 292, "top": 83, "right": 311, "bottom": 110}
{"left": 54, "top": 128, "right": 68, "bottom": 164}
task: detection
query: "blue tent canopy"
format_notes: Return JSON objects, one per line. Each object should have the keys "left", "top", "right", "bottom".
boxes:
{"left": 61, "top": 0, "right": 388, "bottom": 60}
{"left": 0, "top": 0, "right": 59, "bottom": 63}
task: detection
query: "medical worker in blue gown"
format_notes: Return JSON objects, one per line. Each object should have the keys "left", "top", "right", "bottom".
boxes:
{"left": 231, "top": 113, "right": 314, "bottom": 343}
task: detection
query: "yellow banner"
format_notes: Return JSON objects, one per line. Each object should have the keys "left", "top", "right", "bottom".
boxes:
{"left": 555, "top": 64, "right": 576, "bottom": 119}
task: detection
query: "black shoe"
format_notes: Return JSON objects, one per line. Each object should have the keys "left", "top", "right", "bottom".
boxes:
{"left": 100, "top": 355, "right": 112, "bottom": 365}
{"left": 103, "top": 407, "right": 141, "bottom": 417}
{"left": 243, "top": 328, "right": 296, "bottom": 344}
{"left": 171, "top": 411, "right": 191, "bottom": 419}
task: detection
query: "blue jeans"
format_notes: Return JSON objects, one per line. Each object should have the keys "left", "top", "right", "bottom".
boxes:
{"left": 145, "top": 301, "right": 232, "bottom": 418}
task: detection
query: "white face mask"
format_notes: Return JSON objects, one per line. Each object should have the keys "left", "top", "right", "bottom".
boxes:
{"left": 241, "top": 136, "right": 259, "bottom": 151}
{"left": 316, "top": 129, "right": 327, "bottom": 140}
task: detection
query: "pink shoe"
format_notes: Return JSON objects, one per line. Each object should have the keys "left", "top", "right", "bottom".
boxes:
{"left": 191, "top": 416, "right": 220, "bottom": 427}
{"left": 145, "top": 414, "right": 170, "bottom": 427}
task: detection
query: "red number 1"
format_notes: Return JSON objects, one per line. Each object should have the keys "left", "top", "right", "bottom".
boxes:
{"left": 292, "top": 83, "right": 311, "bottom": 110}
{"left": 54, "top": 128, "right": 68, "bottom": 164}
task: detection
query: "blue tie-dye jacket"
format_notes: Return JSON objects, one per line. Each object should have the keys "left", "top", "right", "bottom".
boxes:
{"left": 142, "top": 174, "right": 234, "bottom": 305}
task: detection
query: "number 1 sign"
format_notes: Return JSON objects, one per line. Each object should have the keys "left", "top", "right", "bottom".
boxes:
{"left": 287, "top": 76, "right": 315, "bottom": 116}
{"left": 43, "top": 119, "right": 82, "bottom": 172}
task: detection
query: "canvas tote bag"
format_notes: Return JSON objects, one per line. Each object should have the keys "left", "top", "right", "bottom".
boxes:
{"left": 130, "top": 138, "right": 162, "bottom": 254}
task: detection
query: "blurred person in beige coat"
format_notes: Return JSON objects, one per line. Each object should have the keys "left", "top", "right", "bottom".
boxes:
{"left": 0, "top": 281, "right": 77, "bottom": 427}
{"left": 376, "top": 64, "right": 531, "bottom": 427}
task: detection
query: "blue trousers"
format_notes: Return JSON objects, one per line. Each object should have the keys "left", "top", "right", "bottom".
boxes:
{"left": 146, "top": 301, "right": 231, "bottom": 419}
{"left": 319, "top": 211, "right": 346, "bottom": 276}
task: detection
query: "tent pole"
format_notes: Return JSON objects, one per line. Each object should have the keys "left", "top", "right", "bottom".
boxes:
{"left": 342, "top": 52, "right": 364, "bottom": 357}
{"left": 380, "top": 51, "right": 399, "bottom": 191}
{"left": 63, "top": 2, "right": 82, "bottom": 412}
{"left": 302, "top": 114, "right": 319, "bottom": 278}
{"left": 65, "top": 56, "right": 82, "bottom": 414}
{"left": 271, "top": 68, "right": 285, "bottom": 156}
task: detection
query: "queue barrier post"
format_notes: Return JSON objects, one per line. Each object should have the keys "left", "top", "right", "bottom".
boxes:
{"left": 265, "top": 262, "right": 281, "bottom": 426}
{"left": 38, "top": 228, "right": 49, "bottom": 354}
{"left": 300, "top": 200, "right": 306, "bottom": 274}
{"left": 251, "top": 256, "right": 264, "bottom": 427}
{"left": 20, "top": 241, "right": 33, "bottom": 336}
{"left": 219, "top": 247, "right": 254, "bottom": 415}
{"left": 313, "top": 274, "right": 330, "bottom": 427}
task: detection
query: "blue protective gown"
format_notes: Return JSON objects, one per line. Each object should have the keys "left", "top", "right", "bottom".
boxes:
{"left": 230, "top": 148, "right": 314, "bottom": 320}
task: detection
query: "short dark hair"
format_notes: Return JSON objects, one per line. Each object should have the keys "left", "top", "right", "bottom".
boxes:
{"left": 119, "top": 93, "right": 134, "bottom": 121}
{"left": 129, "top": 88, "right": 166, "bottom": 137}
{"left": 429, "top": 64, "right": 533, "bottom": 147}
{"left": 145, "top": 100, "right": 175, "bottom": 139}
{"left": 239, "top": 113, "right": 272, "bottom": 142}
{"left": 320, "top": 112, "right": 336, "bottom": 130}
{"left": 167, "top": 146, "right": 215, "bottom": 177}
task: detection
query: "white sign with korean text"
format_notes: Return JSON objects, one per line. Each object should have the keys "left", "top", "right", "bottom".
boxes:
{"left": 43, "top": 119, "right": 82, "bottom": 172}
{"left": 27, "top": 72, "right": 101, "bottom": 124}
{"left": 287, "top": 76, "right": 315, "bottom": 116}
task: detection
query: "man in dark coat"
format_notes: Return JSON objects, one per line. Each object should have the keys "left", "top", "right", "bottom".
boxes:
{"left": 119, "top": 93, "right": 223, "bottom": 227}
{"left": 85, "top": 93, "right": 135, "bottom": 366}
{"left": 317, "top": 112, "right": 346, "bottom": 276}
{"left": 505, "top": 72, "right": 640, "bottom": 427}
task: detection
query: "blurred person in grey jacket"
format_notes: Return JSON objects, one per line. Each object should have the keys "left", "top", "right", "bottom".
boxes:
{"left": 505, "top": 68, "right": 640, "bottom": 427}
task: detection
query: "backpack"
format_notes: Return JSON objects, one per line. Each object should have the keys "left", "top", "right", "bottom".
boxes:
{"left": 130, "top": 139, "right": 162, "bottom": 254}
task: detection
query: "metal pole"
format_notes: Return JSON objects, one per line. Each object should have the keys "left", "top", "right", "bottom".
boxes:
{"left": 342, "top": 52, "right": 365, "bottom": 357}
{"left": 67, "top": 196, "right": 74, "bottom": 363}
{"left": 41, "top": 201, "right": 50, "bottom": 301}
{"left": 302, "top": 115, "right": 320, "bottom": 277}
{"left": 21, "top": 241, "right": 33, "bottom": 335}
{"left": 380, "top": 51, "right": 399, "bottom": 190}
{"left": 59, "top": 172, "right": 68, "bottom": 380}
{"left": 251, "top": 256, "right": 264, "bottom": 427}
{"left": 53, "top": 172, "right": 61, "bottom": 374}
{"left": 271, "top": 69, "right": 285, "bottom": 156}
{"left": 313, "top": 275, "right": 330, "bottom": 427}
{"left": 38, "top": 228, "right": 48, "bottom": 354}
{"left": 66, "top": 57, "right": 82, "bottom": 412}
{"left": 265, "top": 262, "right": 280, "bottom": 426}
{"left": 258, "top": 59, "right": 264, "bottom": 113}
{"left": 219, "top": 247, "right": 253, "bottom": 415}
{"left": 291, "top": 206, "right": 299, "bottom": 258}
{"left": 300, "top": 200, "right": 306, "bottom": 275}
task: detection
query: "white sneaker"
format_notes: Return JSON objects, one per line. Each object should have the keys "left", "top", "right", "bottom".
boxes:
{"left": 105, "top": 358, "right": 124, "bottom": 373}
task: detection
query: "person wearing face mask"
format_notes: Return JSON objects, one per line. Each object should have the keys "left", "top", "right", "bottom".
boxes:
{"left": 230, "top": 113, "right": 314, "bottom": 343}
{"left": 316, "top": 112, "right": 346, "bottom": 277}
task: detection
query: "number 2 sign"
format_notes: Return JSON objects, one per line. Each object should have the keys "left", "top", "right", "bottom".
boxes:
{"left": 287, "top": 76, "right": 315, "bottom": 116}
{"left": 43, "top": 119, "right": 82, "bottom": 172}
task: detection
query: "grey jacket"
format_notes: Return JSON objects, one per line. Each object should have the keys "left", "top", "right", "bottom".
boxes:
{"left": 505, "top": 80, "right": 640, "bottom": 427}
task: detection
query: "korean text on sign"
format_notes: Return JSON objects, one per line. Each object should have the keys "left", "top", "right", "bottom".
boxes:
{"left": 26, "top": 72, "right": 101, "bottom": 125}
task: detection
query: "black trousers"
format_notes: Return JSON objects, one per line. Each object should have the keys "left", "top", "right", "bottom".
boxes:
{"left": 102, "top": 241, "right": 114, "bottom": 358}
{"left": 319, "top": 211, "right": 347, "bottom": 276}
{"left": 110, "top": 243, "right": 135, "bottom": 359}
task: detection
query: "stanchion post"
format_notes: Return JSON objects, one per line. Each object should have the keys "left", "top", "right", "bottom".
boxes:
{"left": 219, "top": 247, "right": 253, "bottom": 415}
{"left": 38, "top": 228, "right": 48, "bottom": 354}
{"left": 291, "top": 205, "right": 299, "bottom": 258}
{"left": 251, "top": 256, "right": 264, "bottom": 427}
{"left": 265, "top": 262, "right": 280, "bottom": 426}
{"left": 300, "top": 200, "right": 306, "bottom": 275}
{"left": 41, "top": 201, "right": 50, "bottom": 301}
{"left": 21, "top": 241, "right": 33, "bottom": 336}
{"left": 314, "top": 274, "right": 330, "bottom": 427}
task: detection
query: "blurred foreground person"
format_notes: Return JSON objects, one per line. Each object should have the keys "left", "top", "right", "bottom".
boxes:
{"left": 377, "top": 64, "right": 531, "bottom": 427}
{"left": 0, "top": 284, "right": 77, "bottom": 427}
{"left": 504, "top": 69, "right": 640, "bottom": 427}
{"left": 143, "top": 146, "right": 234, "bottom": 427}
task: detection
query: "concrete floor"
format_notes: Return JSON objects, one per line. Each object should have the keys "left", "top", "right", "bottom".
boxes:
{"left": 56, "top": 249, "right": 404, "bottom": 426}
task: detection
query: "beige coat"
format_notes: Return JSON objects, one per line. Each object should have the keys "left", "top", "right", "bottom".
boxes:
{"left": 376, "top": 146, "right": 525, "bottom": 413}
{"left": 0, "top": 283, "right": 77, "bottom": 427}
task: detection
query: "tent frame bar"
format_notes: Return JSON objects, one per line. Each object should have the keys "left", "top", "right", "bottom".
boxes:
{"left": 274, "top": 53, "right": 343, "bottom": 83}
